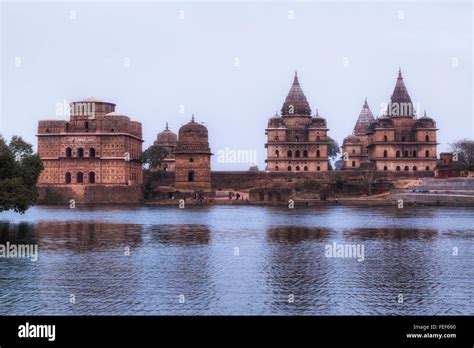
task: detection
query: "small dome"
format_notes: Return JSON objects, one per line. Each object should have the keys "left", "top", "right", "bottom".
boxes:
{"left": 416, "top": 111, "right": 436, "bottom": 128}
{"left": 178, "top": 117, "right": 208, "bottom": 141}
{"left": 343, "top": 134, "right": 361, "bottom": 145}
{"left": 156, "top": 130, "right": 177, "bottom": 145}
{"left": 268, "top": 113, "right": 283, "bottom": 127}
{"left": 373, "top": 116, "right": 394, "bottom": 128}
{"left": 175, "top": 115, "right": 211, "bottom": 154}
{"left": 310, "top": 116, "right": 327, "bottom": 128}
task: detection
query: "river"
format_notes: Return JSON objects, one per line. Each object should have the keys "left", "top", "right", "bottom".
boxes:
{"left": 0, "top": 205, "right": 472, "bottom": 315}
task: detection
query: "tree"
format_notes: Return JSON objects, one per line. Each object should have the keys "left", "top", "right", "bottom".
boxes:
{"left": 327, "top": 137, "right": 341, "bottom": 170}
{"left": 141, "top": 145, "right": 169, "bottom": 170}
{"left": 0, "top": 135, "right": 43, "bottom": 213}
{"left": 449, "top": 139, "right": 474, "bottom": 165}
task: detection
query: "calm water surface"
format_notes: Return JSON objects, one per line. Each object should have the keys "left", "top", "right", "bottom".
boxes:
{"left": 0, "top": 205, "right": 473, "bottom": 315}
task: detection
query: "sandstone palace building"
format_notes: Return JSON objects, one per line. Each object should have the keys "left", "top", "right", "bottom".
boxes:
{"left": 265, "top": 72, "right": 330, "bottom": 172}
{"left": 342, "top": 69, "right": 438, "bottom": 172}
{"left": 37, "top": 97, "right": 143, "bottom": 186}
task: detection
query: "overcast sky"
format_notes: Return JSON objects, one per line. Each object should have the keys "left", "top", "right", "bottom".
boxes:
{"left": 1, "top": 1, "right": 472, "bottom": 170}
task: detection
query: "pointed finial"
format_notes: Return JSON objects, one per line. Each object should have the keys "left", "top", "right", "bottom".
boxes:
{"left": 165, "top": 122, "right": 169, "bottom": 130}
{"left": 191, "top": 114, "right": 195, "bottom": 122}
{"left": 398, "top": 67, "right": 402, "bottom": 78}
{"left": 293, "top": 70, "right": 299, "bottom": 85}
{"left": 364, "top": 97, "right": 368, "bottom": 107}
{"left": 423, "top": 110, "right": 427, "bottom": 117}
{"left": 316, "top": 108, "right": 319, "bottom": 117}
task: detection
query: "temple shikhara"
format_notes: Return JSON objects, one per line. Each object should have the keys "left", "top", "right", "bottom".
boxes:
{"left": 265, "top": 72, "right": 330, "bottom": 172}
{"left": 341, "top": 69, "right": 438, "bottom": 172}
{"left": 37, "top": 98, "right": 143, "bottom": 186}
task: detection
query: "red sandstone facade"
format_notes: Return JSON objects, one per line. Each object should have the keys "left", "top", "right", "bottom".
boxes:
{"left": 342, "top": 70, "right": 438, "bottom": 173}
{"left": 265, "top": 72, "right": 330, "bottom": 172}
{"left": 174, "top": 115, "right": 212, "bottom": 190}
{"left": 37, "top": 97, "right": 143, "bottom": 186}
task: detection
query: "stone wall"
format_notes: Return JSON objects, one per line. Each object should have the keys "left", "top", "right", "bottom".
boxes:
{"left": 37, "top": 185, "right": 143, "bottom": 204}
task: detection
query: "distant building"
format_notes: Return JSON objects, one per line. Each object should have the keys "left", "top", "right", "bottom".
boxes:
{"left": 37, "top": 97, "right": 143, "bottom": 186}
{"left": 435, "top": 152, "right": 456, "bottom": 178}
{"left": 153, "top": 122, "right": 177, "bottom": 172}
{"left": 265, "top": 72, "right": 330, "bottom": 172}
{"left": 342, "top": 69, "right": 438, "bottom": 173}
{"left": 341, "top": 99, "right": 375, "bottom": 170}
{"left": 249, "top": 165, "right": 259, "bottom": 172}
{"left": 174, "top": 115, "right": 212, "bottom": 190}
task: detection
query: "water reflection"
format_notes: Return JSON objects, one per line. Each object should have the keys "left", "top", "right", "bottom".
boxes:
{"left": 266, "top": 226, "right": 333, "bottom": 314}
{"left": 149, "top": 224, "right": 211, "bottom": 246}
{"left": 267, "top": 226, "right": 329, "bottom": 243}
{"left": 343, "top": 228, "right": 438, "bottom": 240}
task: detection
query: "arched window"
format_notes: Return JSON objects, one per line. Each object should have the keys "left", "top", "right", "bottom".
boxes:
{"left": 383, "top": 150, "right": 388, "bottom": 158}
{"left": 296, "top": 166, "right": 300, "bottom": 171}
{"left": 275, "top": 166, "right": 279, "bottom": 171}
{"left": 287, "top": 150, "right": 292, "bottom": 158}
{"left": 274, "top": 136, "right": 279, "bottom": 141}
{"left": 426, "top": 166, "right": 430, "bottom": 171}
{"left": 413, "top": 166, "right": 417, "bottom": 171}
{"left": 351, "top": 161, "right": 356, "bottom": 167}
{"left": 295, "top": 136, "right": 299, "bottom": 142}
{"left": 425, "top": 135, "right": 430, "bottom": 142}
{"left": 304, "top": 166, "right": 308, "bottom": 171}
{"left": 189, "top": 158, "right": 194, "bottom": 162}
{"left": 404, "top": 166, "right": 409, "bottom": 171}
{"left": 396, "top": 166, "right": 401, "bottom": 171}
{"left": 89, "top": 148, "right": 96, "bottom": 157}
{"left": 413, "top": 150, "right": 417, "bottom": 158}
{"left": 295, "top": 150, "right": 301, "bottom": 158}
{"left": 316, "top": 136, "right": 321, "bottom": 141}
{"left": 88, "top": 172, "right": 95, "bottom": 183}
{"left": 425, "top": 150, "right": 430, "bottom": 157}
{"left": 78, "top": 148, "right": 84, "bottom": 157}
{"left": 352, "top": 149, "right": 356, "bottom": 154}
{"left": 85, "top": 121, "right": 89, "bottom": 130}
{"left": 383, "top": 135, "right": 388, "bottom": 142}
{"left": 383, "top": 166, "right": 388, "bottom": 171}
{"left": 287, "top": 166, "right": 292, "bottom": 171}
{"left": 275, "top": 150, "right": 279, "bottom": 157}
{"left": 188, "top": 171, "right": 195, "bottom": 182}
{"left": 65, "top": 172, "right": 71, "bottom": 184}
{"left": 402, "top": 136, "right": 406, "bottom": 142}
{"left": 303, "top": 150, "right": 308, "bottom": 157}
{"left": 316, "top": 150, "right": 320, "bottom": 157}
{"left": 77, "top": 172, "right": 84, "bottom": 183}
{"left": 66, "top": 147, "right": 72, "bottom": 157}
{"left": 396, "top": 150, "right": 400, "bottom": 158}
{"left": 404, "top": 150, "right": 409, "bottom": 158}
{"left": 317, "top": 166, "right": 321, "bottom": 171}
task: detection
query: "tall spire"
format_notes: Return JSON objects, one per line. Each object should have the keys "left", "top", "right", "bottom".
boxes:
{"left": 165, "top": 122, "right": 169, "bottom": 130}
{"left": 353, "top": 98, "right": 375, "bottom": 135}
{"left": 191, "top": 114, "right": 195, "bottom": 123}
{"left": 281, "top": 71, "right": 311, "bottom": 116}
{"left": 388, "top": 67, "right": 414, "bottom": 117}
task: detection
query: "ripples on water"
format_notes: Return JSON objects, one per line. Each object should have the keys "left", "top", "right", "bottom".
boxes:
{"left": 0, "top": 205, "right": 472, "bottom": 315}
